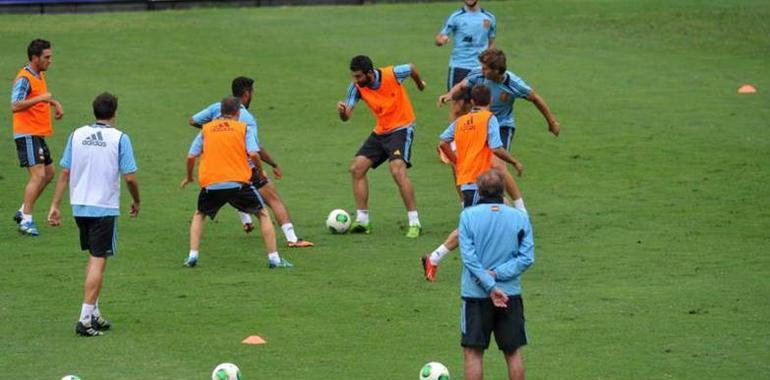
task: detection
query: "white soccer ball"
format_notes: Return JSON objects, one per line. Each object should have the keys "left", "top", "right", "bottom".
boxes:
{"left": 419, "top": 361, "right": 450, "bottom": 380}
{"left": 60, "top": 376, "right": 82, "bottom": 380}
{"left": 326, "top": 209, "right": 352, "bottom": 234}
{"left": 211, "top": 362, "right": 241, "bottom": 380}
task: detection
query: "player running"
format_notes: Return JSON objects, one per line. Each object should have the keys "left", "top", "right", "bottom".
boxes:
{"left": 438, "top": 48, "right": 560, "bottom": 210}
{"left": 423, "top": 85, "right": 523, "bottom": 282}
{"left": 189, "top": 76, "right": 313, "bottom": 248}
{"left": 181, "top": 97, "right": 292, "bottom": 269}
{"left": 336, "top": 55, "right": 426, "bottom": 238}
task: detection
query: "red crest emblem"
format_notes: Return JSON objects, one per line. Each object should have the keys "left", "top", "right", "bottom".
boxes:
{"left": 483, "top": 19, "right": 491, "bottom": 29}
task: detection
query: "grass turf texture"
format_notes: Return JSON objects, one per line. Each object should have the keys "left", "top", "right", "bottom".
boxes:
{"left": 1, "top": 0, "right": 769, "bottom": 378}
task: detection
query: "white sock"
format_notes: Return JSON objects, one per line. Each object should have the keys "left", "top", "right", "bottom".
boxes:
{"left": 513, "top": 198, "right": 527, "bottom": 214}
{"left": 18, "top": 203, "right": 24, "bottom": 213}
{"left": 281, "top": 223, "right": 298, "bottom": 243}
{"left": 267, "top": 251, "right": 280, "bottom": 264}
{"left": 79, "top": 303, "right": 95, "bottom": 323}
{"left": 356, "top": 210, "right": 369, "bottom": 224}
{"left": 239, "top": 212, "right": 252, "bottom": 225}
{"left": 429, "top": 244, "right": 450, "bottom": 265}
{"left": 21, "top": 213, "right": 32, "bottom": 223}
{"left": 93, "top": 300, "right": 101, "bottom": 318}
{"left": 407, "top": 211, "right": 420, "bottom": 226}
{"left": 188, "top": 250, "right": 199, "bottom": 259}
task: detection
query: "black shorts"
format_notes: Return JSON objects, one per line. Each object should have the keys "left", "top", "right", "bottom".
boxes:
{"left": 461, "top": 295, "right": 527, "bottom": 353}
{"left": 448, "top": 67, "right": 472, "bottom": 101}
{"left": 75, "top": 216, "right": 117, "bottom": 258}
{"left": 500, "top": 127, "right": 515, "bottom": 151}
{"left": 250, "top": 168, "right": 270, "bottom": 190}
{"left": 356, "top": 127, "right": 414, "bottom": 169}
{"left": 15, "top": 135, "right": 52, "bottom": 167}
{"left": 461, "top": 188, "right": 480, "bottom": 208}
{"left": 197, "top": 184, "right": 265, "bottom": 219}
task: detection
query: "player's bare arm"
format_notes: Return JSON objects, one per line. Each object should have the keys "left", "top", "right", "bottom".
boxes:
{"left": 47, "top": 168, "right": 70, "bottom": 226}
{"left": 248, "top": 151, "right": 264, "bottom": 176}
{"left": 488, "top": 36, "right": 496, "bottom": 49}
{"left": 257, "top": 146, "right": 282, "bottom": 179}
{"left": 492, "top": 147, "right": 523, "bottom": 177}
{"left": 188, "top": 117, "right": 202, "bottom": 128}
{"left": 124, "top": 173, "right": 140, "bottom": 217}
{"left": 438, "top": 140, "right": 458, "bottom": 164}
{"left": 180, "top": 155, "right": 196, "bottom": 188}
{"left": 337, "top": 101, "right": 353, "bottom": 121}
{"left": 435, "top": 33, "right": 450, "bottom": 46}
{"left": 438, "top": 80, "right": 469, "bottom": 107}
{"left": 408, "top": 64, "right": 427, "bottom": 91}
{"left": 527, "top": 90, "right": 560, "bottom": 137}
{"left": 11, "top": 91, "right": 52, "bottom": 113}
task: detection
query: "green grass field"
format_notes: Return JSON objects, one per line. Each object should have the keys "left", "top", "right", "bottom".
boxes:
{"left": 1, "top": 0, "right": 769, "bottom": 378}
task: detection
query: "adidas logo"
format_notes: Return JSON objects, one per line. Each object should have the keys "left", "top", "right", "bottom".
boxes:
{"left": 82, "top": 131, "right": 107, "bottom": 147}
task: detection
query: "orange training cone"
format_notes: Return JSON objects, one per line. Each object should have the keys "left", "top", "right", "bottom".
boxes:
{"left": 241, "top": 335, "right": 267, "bottom": 345}
{"left": 738, "top": 84, "right": 757, "bottom": 94}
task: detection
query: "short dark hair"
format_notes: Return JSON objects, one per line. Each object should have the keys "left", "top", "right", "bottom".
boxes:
{"left": 479, "top": 48, "right": 506, "bottom": 74}
{"left": 93, "top": 92, "right": 118, "bottom": 120}
{"left": 477, "top": 170, "right": 505, "bottom": 199}
{"left": 470, "top": 85, "right": 491, "bottom": 106}
{"left": 231, "top": 76, "right": 254, "bottom": 98}
{"left": 27, "top": 39, "right": 51, "bottom": 60}
{"left": 350, "top": 55, "right": 374, "bottom": 73}
{"left": 220, "top": 96, "right": 241, "bottom": 116}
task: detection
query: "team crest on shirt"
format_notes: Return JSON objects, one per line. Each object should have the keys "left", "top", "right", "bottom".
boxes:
{"left": 500, "top": 92, "right": 510, "bottom": 102}
{"left": 491, "top": 205, "right": 500, "bottom": 212}
{"left": 483, "top": 19, "right": 491, "bottom": 29}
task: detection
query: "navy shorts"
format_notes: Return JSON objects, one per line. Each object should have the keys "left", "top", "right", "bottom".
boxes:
{"left": 356, "top": 127, "right": 415, "bottom": 169}
{"left": 197, "top": 185, "right": 265, "bottom": 220}
{"left": 461, "top": 295, "right": 528, "bottom": 353}
{"left": 15, "top": 136, "right": 52, "bottom": 167}
{"left": 75, "top": 216, "right": 117, "bottom": 258}
{"left": 461, "top": 188, "right": 480, "bottom": 208}
{"left": 448, "top": 67, "right": 472, "bottom": 101}
{"left": 500, "top": 127, "right": 515, "bottom": 151}
{"left": 250, "top": 168, "right": 270, "bottom": 190}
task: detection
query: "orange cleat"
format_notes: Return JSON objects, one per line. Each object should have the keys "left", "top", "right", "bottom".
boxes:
{"left": 421, "top": 255, "right": 437, "bottom": 282}
{"left": 243, "top": 223, "right": 255, "bottom": 233}
{"left": 287, "top": 239, "right": 314, "bottom": 248}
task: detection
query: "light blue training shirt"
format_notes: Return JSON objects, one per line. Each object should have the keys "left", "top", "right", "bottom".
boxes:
{"left": 439, "top": 7, "right": 496, "bottom": 70}
{"left": 465, "top": 69, "right": 532, "bottom": 129}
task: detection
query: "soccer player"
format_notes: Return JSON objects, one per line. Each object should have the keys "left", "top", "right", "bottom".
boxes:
{"left": 47, "top": 92, "right": 140, "bottom": 337}
{"left": 458, "top": 170, "right": 534, "bottom": 380}
{"left": 189, "top": 76, "right": 313, "bottom": 248}
{"left": 336, "top": 55, "right": 426, "bottom": 238}
{"left": 11, "top": 38, "right": 64, "bottom": 236}
{"left": 423, "top": 85, "right": 523, "bottom": 282}
{"left": 438, "top": 48, "right": 561, "bottom": 206}
{"left": 181, "top": 96, "right": 292, "bottom": 269}
{"left": 436, "top": 0, "right": 496, "bottom": 120}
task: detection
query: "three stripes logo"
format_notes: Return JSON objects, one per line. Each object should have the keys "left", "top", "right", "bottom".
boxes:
{"left": 82, "top": 131, "right": 107, "bottom": 147}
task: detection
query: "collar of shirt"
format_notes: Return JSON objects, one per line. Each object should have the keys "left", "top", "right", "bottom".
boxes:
{"left": 477, "top": 196, "right": 504, "bottom": 204}
{"left": 365, "top": 69, "right": 382, "bottom": 90}
{"left": 93, "top": 122, "right": 113, "bottom": 128}
{"left": 24, "top": 64, "right": 41, "bottom": 78}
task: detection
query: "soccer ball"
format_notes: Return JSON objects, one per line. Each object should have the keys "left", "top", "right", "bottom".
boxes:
{"left": 60, "top": 376, "right": 82, "bottom": 380}
{"left": 326, "top": 209, "right": 352, "bottom": 234}
{"left": 211, "top": 363, "right": 241, "bottom": 380}
{"left": 419, "top": 362, "right": 450, "bottom": 380}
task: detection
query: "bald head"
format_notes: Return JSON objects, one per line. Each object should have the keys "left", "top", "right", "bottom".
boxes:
{"left": 477, "top": 170, "right": 505, "bottom": 199}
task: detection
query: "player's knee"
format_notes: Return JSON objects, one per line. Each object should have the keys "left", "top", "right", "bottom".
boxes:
{"left": 350, "top": 163, "right": 366, "bottom": 178}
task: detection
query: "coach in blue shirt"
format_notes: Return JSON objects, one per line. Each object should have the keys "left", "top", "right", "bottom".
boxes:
{"left": 459, "top": 169, "right": 534, "bottom": 380}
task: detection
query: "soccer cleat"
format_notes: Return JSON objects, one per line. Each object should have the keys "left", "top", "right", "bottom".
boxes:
{"left": 349, "top": 222, "right": 372, "bottom": 234}
{"left": 183, "top": 256, "right": 198, "bottom": 268}
{"left": 18, "top": 220, "right": 39, "bottom": 236}
{"left": 92, "top": 315, "right": 111, "bottom": 331}
{"left": 406, "top": 224, "right": 422, "bottom": 238}
{"left": 13, "top": 211, "right": 22, "bottom": 225}
{"left": 287, "top": 238, "right": 314, "bottom": 248}
{"left": 243, "top": 222, "right": 254, "bottom": 233}
{"left": 421, "top": 255, "right": 437, "bottom": 282}
{"left": 75, "top": 320, "right": 103, "bottom": 337}
{"left": 268, "top": 258, "right": 294, "bottom": 269}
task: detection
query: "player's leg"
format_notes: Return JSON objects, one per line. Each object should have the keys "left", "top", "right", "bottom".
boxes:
{"left": 231, "top": 184, "right": 292, "bottom": 268}
{"left": 74, "top": 216, "right": 114, "bottom": 337}
{"left": 494, "top": 128, "right": 527, "bottom": 213}
{"left": 186, "top": 211, "right": 206, "bottom": 267}
{"left": 504, "top": 348, "right": 525, "bottom": 380}
{"left": 385, "top": 127, "right": 421, "bottom": 237}
{"left": 349, "top": 155, "right": 376, "bottom": 233}
{"left": 461, "top": 298, "right": 494, "bottom": 380}
{"left": 423, "top": 188, "right": 477, "bottom": 281}
{"left": 184, "top": 188, "right": 226, "bottom": 267}
{"left": 258, "top": 181, "right": 313, "bottom": 248}
{"left": 464, "top": 347, "right": 485, "bottom": 380}
{"left": 18, "top": 137, "right": 55, "bottom": 236}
